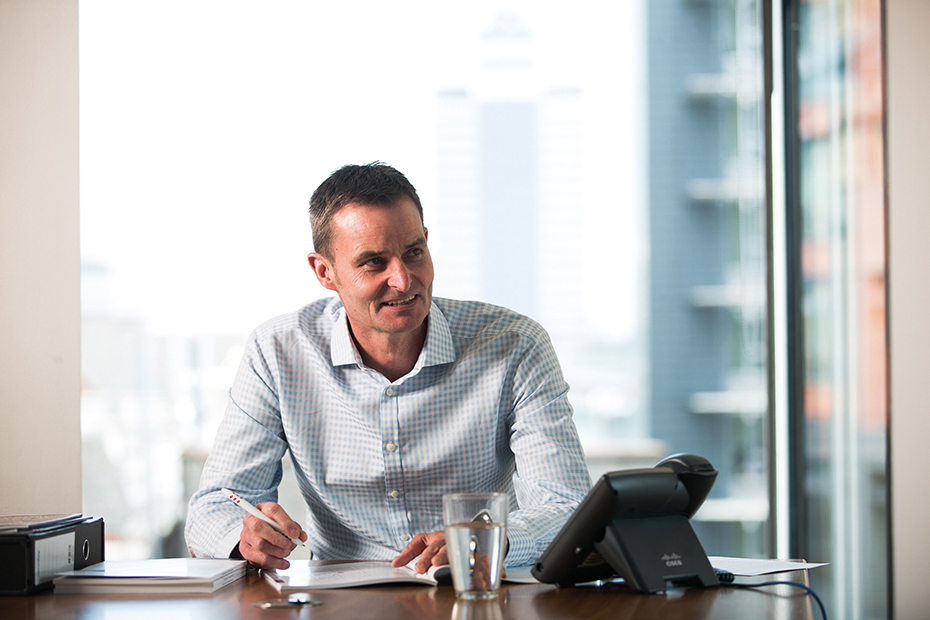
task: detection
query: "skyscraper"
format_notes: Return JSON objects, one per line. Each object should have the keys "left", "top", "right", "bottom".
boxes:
{"left": 433, "top": 10, "right": 650, "bottom": 479}
{"left": 647, "top": 0, "right": 767, "bottom": 556}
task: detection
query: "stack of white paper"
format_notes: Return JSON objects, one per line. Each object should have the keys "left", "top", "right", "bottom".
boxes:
{"left": 53, "top": 558, "right": 247, "bottom": 595}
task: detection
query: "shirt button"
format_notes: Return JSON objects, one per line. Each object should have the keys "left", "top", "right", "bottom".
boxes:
{"left": 385, "top": 387, "right": 395, "bottom": 396}
{"left": 390, "top": 490, "right": 400, "bottom": 499}
{"left": 401, "top": 534, "right": 410, "bottom": 542}
{"left": 386, "top": 442, "right": 397, "bottom": 453}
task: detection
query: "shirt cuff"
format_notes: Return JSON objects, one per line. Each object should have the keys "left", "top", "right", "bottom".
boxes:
{"left": 503, "top": 524, "right": 536, "bottom": 567}
{"left": 218, "top": 524, "right": 244, "bottom": 559}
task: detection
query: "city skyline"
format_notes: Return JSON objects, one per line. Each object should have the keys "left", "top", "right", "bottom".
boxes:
{"left": 78, "top": 1, "right": 649, "bottom": 560}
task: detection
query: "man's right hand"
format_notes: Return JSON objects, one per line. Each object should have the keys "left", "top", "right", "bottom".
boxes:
{"left": 237, "top": 502, "right": 306, "bottom": 569}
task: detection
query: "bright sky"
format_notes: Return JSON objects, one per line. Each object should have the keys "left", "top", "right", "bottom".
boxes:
{"left": 79, "top": 0, "right": 645, "bottom": 338}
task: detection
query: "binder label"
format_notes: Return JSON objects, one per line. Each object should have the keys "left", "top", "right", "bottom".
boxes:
{"left": 35, "top": 532, "right": 76, "bottom": 584}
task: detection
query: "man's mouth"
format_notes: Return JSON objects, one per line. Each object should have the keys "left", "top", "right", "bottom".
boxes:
{"left": 382, "top": 295, "right": 416, "bottom": 307}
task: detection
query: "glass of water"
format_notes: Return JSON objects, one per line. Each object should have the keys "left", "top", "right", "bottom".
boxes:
{"left": 443, "top": 493, "right": 508, "bottom": 600}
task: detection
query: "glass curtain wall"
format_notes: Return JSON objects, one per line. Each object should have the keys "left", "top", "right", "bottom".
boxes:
{"left": 646, "top": 0, "right": 768, "bottom": 558}
{"left": 79, "top": 0, "right": 769, "bottom": 563}
{"left": 787, "top": 0, "right": 888, "bottom": 617}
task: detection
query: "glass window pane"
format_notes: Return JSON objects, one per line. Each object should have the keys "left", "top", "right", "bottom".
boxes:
{"left": 79, "top": 0, "right": 768, "bottom": 562}
{"left": 647, "top": 0, "right": 767, "bottom": 558}
{"left": 793, "top": 0, "right": 888, "bottom": 617}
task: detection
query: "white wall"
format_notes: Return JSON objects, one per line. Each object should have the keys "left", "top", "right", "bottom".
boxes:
{"left": 886, "top": 1, "right": 930, "bottom": 619}
{"left": 0, "top": 0, "right": 82, "bottom": 515}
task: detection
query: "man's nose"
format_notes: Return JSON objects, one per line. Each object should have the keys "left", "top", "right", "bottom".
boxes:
{"left": 386, "top": 259, "right": 412, "bottom": 290}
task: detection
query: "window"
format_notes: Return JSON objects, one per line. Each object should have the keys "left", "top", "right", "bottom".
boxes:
{"left": 787, "top": 0, "right": 888, "bottom": 617}
{"left": 80, "top": 0, "right": 769, "bottom": 564}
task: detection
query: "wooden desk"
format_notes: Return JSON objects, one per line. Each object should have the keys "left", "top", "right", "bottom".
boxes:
{"left": 2, "top": 569, "right": 816, "bottom": 620}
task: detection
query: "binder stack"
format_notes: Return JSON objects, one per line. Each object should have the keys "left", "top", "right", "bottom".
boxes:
{"left": 0, "top": 514, "right": 104, "bottom": 595}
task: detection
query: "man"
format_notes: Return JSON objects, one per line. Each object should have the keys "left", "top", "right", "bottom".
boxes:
{"left": 185, "top": 163, "right": 591, "bottom": 573}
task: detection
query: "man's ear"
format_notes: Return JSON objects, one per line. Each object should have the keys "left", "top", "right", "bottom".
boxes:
{"left": 307, "top": 253, "right": 338, "bottom": 292}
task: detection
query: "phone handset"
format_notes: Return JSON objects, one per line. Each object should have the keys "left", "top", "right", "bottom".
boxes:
{"left": 654, "top": 453, "right": 718, "bottom": 518}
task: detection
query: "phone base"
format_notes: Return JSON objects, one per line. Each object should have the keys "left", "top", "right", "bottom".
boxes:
{"left": 595, "top": 514, "right": 719, "bottom": 593}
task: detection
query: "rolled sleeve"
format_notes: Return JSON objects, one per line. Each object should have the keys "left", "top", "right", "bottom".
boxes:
{"left": 185, "top": 332, "right": 288, "bottom": 558}
{"left": 504, "top": 334, "right": 592, "bottom": 566}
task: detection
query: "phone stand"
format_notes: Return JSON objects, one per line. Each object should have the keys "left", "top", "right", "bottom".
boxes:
{"left": 531, "top": 454, "right": 721, "bottom": 593}
{"left": 595, "top": 514, "right": 719, "bottom": 593}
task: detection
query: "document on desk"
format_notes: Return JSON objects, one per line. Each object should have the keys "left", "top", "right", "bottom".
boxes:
{"left": 53, "top": 558, "right": 247, "bottom": 594}
{"left": 709, "top": 556, "right": 829, "bottom": 576}
{"left": 263, "top": 560, "right": 449, "bottom": 591}
{"left": 0, "top": 513, "right": 91, "bottom": 534}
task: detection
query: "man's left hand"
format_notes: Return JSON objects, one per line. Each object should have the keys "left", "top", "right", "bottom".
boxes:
{"left": 391, "top": 531, "right": 447, "bottom": 573}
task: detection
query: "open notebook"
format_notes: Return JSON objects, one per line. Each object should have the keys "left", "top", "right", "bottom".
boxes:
{"left": 262, "top": 560, "right": 451, "bottom": 591}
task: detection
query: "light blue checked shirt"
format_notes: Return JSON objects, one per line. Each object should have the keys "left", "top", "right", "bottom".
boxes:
{"left": 185, "top": 296, "right": 591, "bottom": 567}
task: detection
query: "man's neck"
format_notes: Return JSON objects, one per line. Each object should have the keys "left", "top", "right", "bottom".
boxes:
{"left": 348, "top": 320, "right": 428, "bottom": 383}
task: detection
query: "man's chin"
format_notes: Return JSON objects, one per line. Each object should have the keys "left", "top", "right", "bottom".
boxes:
{"left": 377, "top": 306, "right": 429, "bottom": 331}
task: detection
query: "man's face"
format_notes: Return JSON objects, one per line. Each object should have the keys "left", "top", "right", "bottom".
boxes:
{"left": 310, "top": 199, "right": 434, "bottom": 346}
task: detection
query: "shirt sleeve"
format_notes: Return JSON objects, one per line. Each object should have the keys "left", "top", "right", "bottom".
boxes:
{"left": 504, "top": 328, "right": 593, "bottom": 567}
{"left": 184, "top": 331, "right": 289, "bottom": 559}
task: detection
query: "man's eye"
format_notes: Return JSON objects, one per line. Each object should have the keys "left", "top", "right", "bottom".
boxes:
{"left": 365, "top": 257, "right": 385, "bottom": 267}
{"left": 406, "top": 248, "right": 423, "bottom": 259}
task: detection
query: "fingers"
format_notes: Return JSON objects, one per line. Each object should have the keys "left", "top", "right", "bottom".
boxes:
{"left": 258, "top": 502, "right": 307, "bottom": 543}
{"left": 391, "top": 534, "right": 428, "bottom": 568}
{"left": 238, "top": 503, "right": 304, "bottom": 570}
{"left": 391, "top": 531, "right": 447, "bottom": 573}
{"left": 428, "top": 544, "right": 449, "bottom": 568}
{"left": 240, "top": 518, "right": 295, "bottom": 569}
{"left": 239, "top": 537, "right": 292, "bottom": 569}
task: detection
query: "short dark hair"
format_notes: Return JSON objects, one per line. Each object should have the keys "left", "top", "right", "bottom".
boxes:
{"left": 309, "top": 162, "right": 424, "bottom": 259}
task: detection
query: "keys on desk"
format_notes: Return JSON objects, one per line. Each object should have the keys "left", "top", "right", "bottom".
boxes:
{"left": 253, "top": 593, "right": 323, "bottom": 608}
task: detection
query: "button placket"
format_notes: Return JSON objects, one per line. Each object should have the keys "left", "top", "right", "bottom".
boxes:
{"left": 381, "top": 383, "right": 407, "bottom": 543}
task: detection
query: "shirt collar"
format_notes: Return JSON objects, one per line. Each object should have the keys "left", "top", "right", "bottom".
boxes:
{"left": 329, "top": 305, "right": 359, "bottom": 368}
{"left": 329, "top": 301, "right": 456, "bottom": 371}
